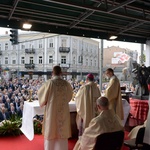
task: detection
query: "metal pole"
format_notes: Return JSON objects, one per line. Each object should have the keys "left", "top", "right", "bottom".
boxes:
{"left": 80, "top": 38, "right": 84, "bottom": 80}
{"left": 140, "top": 44, "right": 144, "bottom": 65}
{"left": 99, "top": 39, "right": 103, "bottom": 91}
{"left": 17, "top": 44, "right": 19, "bottom": 78}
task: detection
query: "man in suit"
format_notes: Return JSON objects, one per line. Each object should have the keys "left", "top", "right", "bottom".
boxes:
{"left": 13, "top": 97, "right": 20, "bottom": 112}
{"left": 73, "top": 96, "right": 124, "bottom": 150}
{"left": 9, "top": 105, "right": 17, "bottom": 118}
{"left": 0, "top": 107, "right": 10, "bottom": 122}
{"left": 17, "top": 104, "right": 23, "bottom": 117}
{"left": 5, "top": 98, "right": 11, "bottom": 111}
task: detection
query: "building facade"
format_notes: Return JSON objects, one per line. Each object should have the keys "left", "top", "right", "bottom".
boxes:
{"left": 0, "top": 32, "right": 99, "bottom": 80}
{"left": 103, "top": 46, "right": 138, "bottom": 81}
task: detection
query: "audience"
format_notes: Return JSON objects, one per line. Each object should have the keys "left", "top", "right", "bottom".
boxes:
{"left": 0, "top": 107, "right": 10, "bottom": 121}
{"left": 0, "top": 77, "right": 44, "bottom": 122}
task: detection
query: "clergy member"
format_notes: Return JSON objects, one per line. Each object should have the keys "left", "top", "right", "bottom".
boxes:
{"left": 104, "top": 68, "right": 124, "bottom": 120}
{"left": 75, "top": 73, "right": 101, "bottom": 136}
{"left": 143, "top": 77, "right": 150, "bottom": 149}
{"left": 73, "top": 96, "right": 124, "bottom": 150}
{"left": 37, "top": 66, "right": 73, "bottom": 150}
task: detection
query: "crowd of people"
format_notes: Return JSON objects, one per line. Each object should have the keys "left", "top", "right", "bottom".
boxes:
{"left": 0, "top": 78, "right": 44, "bottom": 121}
{"left": 0, "top": 74, "right": 102, "bottom": 122}
{"left": 0, "top": 65, "right": 149, "bottom": 150}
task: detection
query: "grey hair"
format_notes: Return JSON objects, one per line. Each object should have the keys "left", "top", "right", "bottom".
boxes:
{"left": 96, "top": 96, "right": 109, "bottom": 107}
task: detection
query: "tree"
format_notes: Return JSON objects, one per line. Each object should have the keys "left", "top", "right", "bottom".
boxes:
{"left": 139, "top": 54, "right": 146, "bottom": 63}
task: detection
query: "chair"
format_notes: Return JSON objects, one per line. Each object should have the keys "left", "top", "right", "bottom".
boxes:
{"left": 124, "top": 127, "right": 145, "bottom": 150}
{"left": 94, "top": 130, "right": 124, "bottom": 150}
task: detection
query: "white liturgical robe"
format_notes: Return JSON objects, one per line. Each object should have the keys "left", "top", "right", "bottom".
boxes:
{"left": 73, "top": 109, "right": 124, "bottom": 150}
{"left": 37, "top": 76, "right": 73, "bottom": 140}
{"left": 144, "top": 95, "right": 150, "bottom": 145}
{"left": 75, "top": 81, "right": 101, "bottom": 131}
{"left": 104, "top": 75, "right": 124, "bottom": 120}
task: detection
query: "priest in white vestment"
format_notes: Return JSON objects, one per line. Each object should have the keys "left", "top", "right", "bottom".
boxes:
{"left": 37, "top": 66, "right": 73, "bottom": 150}
{"left": 75, "top": 74, "right": 101, "bottom": 136}
{"left": 104, "top": 68, "right": 124, "bottom": 120}
{"left": 143, "top": 90, "right": 150, "bottom": 149}
{"left": 73, "top": 96, "right": 124, "bottom": 150}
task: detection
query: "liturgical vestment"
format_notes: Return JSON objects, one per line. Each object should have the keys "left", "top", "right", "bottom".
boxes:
{"left": 104, "top": 75, "right": 124, "bottom": 120}
{"left": 75, "top": 81, "right": 101, "bottom": 131}
{"left": 144, "top": 95, "right": 150, "bottom": 145}
{"left": 73, "top": 109, "right": 124, "bottom": 150}
{"left": 128, "top": 120, "right": 147, "bottom": 139}
{"left": 38, "top": 76, "right": 73, "bottom": 141}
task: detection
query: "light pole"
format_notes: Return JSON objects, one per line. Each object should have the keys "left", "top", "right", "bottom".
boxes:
{"left": 80, "top": 37, "right": 85, "bottom": 80}
{"left": 99, "top": 39, "right": 103, "bottom": 91}
{"left": 17, "top": 44, "right": 19, "bottom": 78}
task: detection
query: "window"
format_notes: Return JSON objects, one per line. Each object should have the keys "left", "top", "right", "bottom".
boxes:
{"left": 30, "top": 57, "right": 34, "bottom": 64}
{"left": 39, "top": 40, "right": 42, "bottom": 48}
{"left": 49, "top": 56, "right": 53, "bottom": 63}
{"left": 90, "top": 59, "right": 92, "bottom": 66}
{"left": 73, "top": 56, "right": 76, "bottom": 64}
{"left": 5, "top": 43, "right": 8, "bottom": 50}
{"left": 86, "top": 59, "right": 88, "bottom": 66}
{"left": 39, "top": 56, "right": 43, "bottom": 64}
{"left": 61, "top": 39, "right": 66, "bottom": 47}
{"left": 73, "top": 39, "right": 77, "bottom": 49}
{"left": 21, "top": 44, "right": 25, "bottom": 49}
{"left": 95, "top": 59, "right": 97, "bottom": 66}
{"left": 49, "top": 43, "right": 53, "bottom": 47}
{"left": 85, "top": 43, "right": 88, "bottom": 51}
{"left": 13, "top": 45, "right": 16, "bottom": 50}
{"left": 49, "top": 39, "right": 53, "bottom": 47}
{"left": 61, "top": 56, "right": 66, "bottom": 64}
{"left": 5, "top": 57, "right": 8, "bottom": 64}
{"left": 12, "top": 60, "right": 16, "bottom": 64}
{"left": 21, "top": 57, "right": 25, "bottom": 64}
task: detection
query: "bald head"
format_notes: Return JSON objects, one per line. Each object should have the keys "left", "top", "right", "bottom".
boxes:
{"left": 96, "top": 96, "right": 109, "bottom": 108}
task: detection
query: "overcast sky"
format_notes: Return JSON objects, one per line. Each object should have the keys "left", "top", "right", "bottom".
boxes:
{"left": 0, "top": 27, "right": 143, "bottom": 52}
{"left": 103, "top": 40, "right": 143, "bottom": 52}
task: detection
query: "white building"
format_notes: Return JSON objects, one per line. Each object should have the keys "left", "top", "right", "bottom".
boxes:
{"left": 0, "top": 32, "right": 99, "bottom": 80}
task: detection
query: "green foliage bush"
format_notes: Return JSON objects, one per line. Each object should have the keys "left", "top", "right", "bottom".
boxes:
{"left": 33, "top": 119, "right": 42, "bottom": 134}
{"left": 0, "top": 116, "right": 22, "bottom": 136}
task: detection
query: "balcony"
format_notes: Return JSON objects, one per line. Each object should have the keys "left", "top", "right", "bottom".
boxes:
{"left": 0, "top": 51, "right": 2, "bottom": 55}
{"left": 60, "top": 64, "right": 70, "bottom": 68}
{"left": 59, "top": 47, "right": 70, "bottom": 53}
{"left": 25, "top": 48, "right": 35, "bottom": 54}
{"left": 25, "top": 64, "right": 35, "bottom": 69}
{"left": 59, "top": 64, "right": 70, "bottom": 72}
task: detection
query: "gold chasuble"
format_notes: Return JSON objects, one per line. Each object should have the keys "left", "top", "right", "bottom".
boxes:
{"left": 75, "top": 82, "right": 101, "bottom": 131}
{"left": 73, "top": 110, "right": 124, "bottom": 150}
{"left": 37, "top": 76, "right": 73, "bottom": 140}
{"left": 104, "top": 75, "right": 124, "bottom": 120}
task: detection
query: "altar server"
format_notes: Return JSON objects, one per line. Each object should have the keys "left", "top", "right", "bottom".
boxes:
{"left": 38, "top": 66, "right": 73, "bottom": 150}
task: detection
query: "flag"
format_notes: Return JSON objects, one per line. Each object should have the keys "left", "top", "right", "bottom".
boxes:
{"left": 117, "top": 53, "right": 130, "bottom": 63}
